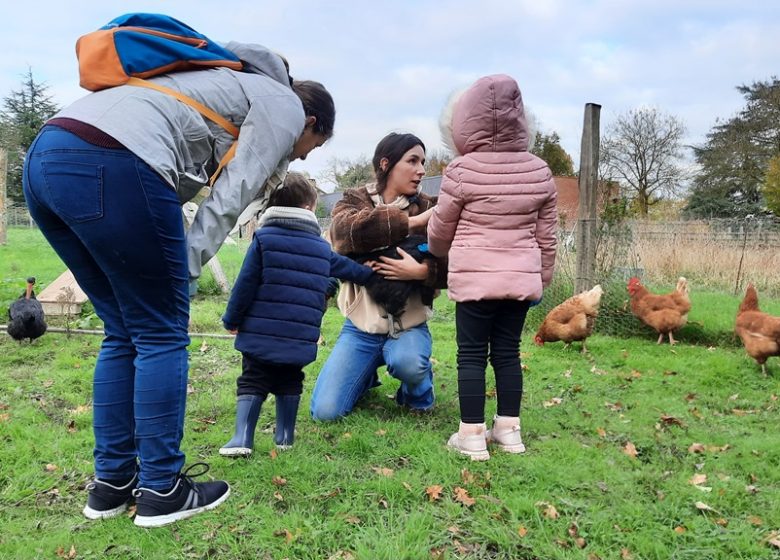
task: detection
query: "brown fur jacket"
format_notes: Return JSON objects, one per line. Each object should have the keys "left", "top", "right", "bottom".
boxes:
{"left": 329, "top": 183, "right": 448, "bottom": 334}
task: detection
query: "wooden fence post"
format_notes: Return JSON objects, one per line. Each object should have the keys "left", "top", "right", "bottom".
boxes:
{"left": 0, "top": 148, "right": 7, "bottom": 245}
{"left": 575, "top": 103, "right": 601, "bottom": 294}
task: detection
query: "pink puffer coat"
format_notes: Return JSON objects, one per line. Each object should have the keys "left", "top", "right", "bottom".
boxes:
{"left": 427, "top": 74, "right": 558, "bottom": 303}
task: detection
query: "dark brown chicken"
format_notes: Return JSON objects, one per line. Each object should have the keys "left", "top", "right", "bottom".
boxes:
{"left": 7, "top": 277, "right": 47, "bottom": 343}
{"left": 735, "top": 283, "right": 780, "bottom": 376}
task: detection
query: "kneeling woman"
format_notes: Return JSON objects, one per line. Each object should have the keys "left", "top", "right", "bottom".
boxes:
{"left": 310, "top": 133, "right": 447, "bottom": 420}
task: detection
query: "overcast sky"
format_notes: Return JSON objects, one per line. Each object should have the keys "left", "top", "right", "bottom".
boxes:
{"left": 2, "top": 1, "right": 778, "bottom": 189}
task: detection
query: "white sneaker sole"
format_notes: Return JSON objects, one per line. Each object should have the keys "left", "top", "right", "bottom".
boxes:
{"left": 134, "top": 486, "right": 231, "bottom": 528}
{"left": 219, "top": 446, "right": 252, "bottom": 457}
{"left": 447, "top": 435, "right": 490, "bottom": 461}
{"left": 83, "top": 502, "right": 128, "bottom": 519}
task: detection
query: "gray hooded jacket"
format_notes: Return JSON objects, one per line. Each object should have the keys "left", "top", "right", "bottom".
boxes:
{"left": 53, "top": 42, "right": 306, "bottom": 280}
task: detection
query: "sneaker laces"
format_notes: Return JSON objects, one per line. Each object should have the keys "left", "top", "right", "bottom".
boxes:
{"left": 132, "top": 462, "right": 213, "bottom": 497}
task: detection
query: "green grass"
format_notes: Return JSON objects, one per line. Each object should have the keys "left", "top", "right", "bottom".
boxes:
{"left": 1, "top": 228, "right": 780, "bottom": 559}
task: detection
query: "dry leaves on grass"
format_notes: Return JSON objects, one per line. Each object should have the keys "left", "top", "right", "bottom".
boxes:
{"left": 688, "top": 442, "right": 730, "bottom": 454}
{"left": 623, "top": 442, "right": 638, "bottom": 459}
{"left": 534, "top": 501, "right": 559, "bottom": 519}
{"left": 689, "top": 474, "right": 707, "bottom": 486}
{"left": 425, "top": 485, "right": 443, "bottom": 502}
{"left": 766, "top": 532, "right": 780, "bottom": 549}
{"left": 517, "top": 525, "right": 528, "bottom": 537}
{"left": 273, "top": 529, "right": 294, "bottom": 543}
{"left": 55, "top": 545, "right": 76, "bottom": 559}
{"left": 453, "top": 487, "right": 475, "bottom": 507}
{"left": 372, "top": 467, "right": 394, "bottom": 477}
{"left": 543, "top": 397, "right": 563, "bottom": 408}
{"left": 271, "top": 476, "right": 287, "bottom": 486}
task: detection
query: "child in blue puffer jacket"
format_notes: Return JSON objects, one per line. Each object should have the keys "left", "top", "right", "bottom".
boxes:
{"left": 220, "top": 172, "right": 375, "bottom": 456}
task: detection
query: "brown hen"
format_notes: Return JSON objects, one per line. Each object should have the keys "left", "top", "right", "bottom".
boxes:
{"left": 627, "top": 277, "right": 690, "bottom": 345}
{"left": 735, "top": 283, "right": 780, "bottom": 376}
{"left": 534, "top": 285, "right": 603, "bottom": 353}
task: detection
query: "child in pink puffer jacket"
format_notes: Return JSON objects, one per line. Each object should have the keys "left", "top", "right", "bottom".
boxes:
{"left": 427, "top": 74, "right": 558, "bottom": 460}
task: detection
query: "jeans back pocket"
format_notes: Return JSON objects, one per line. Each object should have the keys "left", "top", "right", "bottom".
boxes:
{"left": 42, "top": 160, "right": 104, "bottom": 223}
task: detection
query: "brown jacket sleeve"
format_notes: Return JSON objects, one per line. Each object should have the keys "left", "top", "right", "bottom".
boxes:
{"left": 329, "top": 188, "right": 409, "bottom": 255}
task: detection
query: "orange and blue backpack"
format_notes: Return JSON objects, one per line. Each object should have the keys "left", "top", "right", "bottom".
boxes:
{"left": 76, "top": 13, "right": 246, "bottom": 185}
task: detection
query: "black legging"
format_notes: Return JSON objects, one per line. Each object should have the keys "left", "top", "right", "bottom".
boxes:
{"left": 455, "top": 299, "right": 530, "bottom": 423}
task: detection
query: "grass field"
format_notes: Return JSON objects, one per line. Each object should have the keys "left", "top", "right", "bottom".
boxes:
{"left": 1, "top": 228, "right": 779, "bottom": 559}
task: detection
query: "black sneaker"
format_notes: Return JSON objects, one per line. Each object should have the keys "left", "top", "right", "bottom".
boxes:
{"left": 82, "top": 474, "right": 137, "bottom": 519}
{"left": 132, "top": 463, "right": 230, "bottom": 528}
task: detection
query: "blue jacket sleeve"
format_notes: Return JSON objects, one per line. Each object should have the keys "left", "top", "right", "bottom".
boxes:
{"left": 222, "top": 237, "right": 264, "bottom": 330}
{"left": 329, "top": 252, "right": 375, "bottom": 285}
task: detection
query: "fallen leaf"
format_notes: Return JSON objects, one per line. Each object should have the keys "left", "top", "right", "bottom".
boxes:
{"left": 695, "top": 501, "right": 719, "bottom": 513}
{"left": 425, "top": 485, "right": 443, "bottom": 502}
{"left": 447, "top": 526, "right": 460, "bottom": 534}
{"left": 517, "top": 525, "right": 528, "bottom": 537}
{"left": 375, "top": 429, "right": 387, "bottom": 436}
{"left": 766, "top": 532, "right": 780, "bottom": 549}
{"left": 543, "top": 397, "right": 563, "bottom": 408}
{"left": 556, "top": 539, "right": 570, "bottom": 549}
{"left": 745, "top": 485, "right": 759, "bottom": 494}
{"left": 605, "top": 401, "right": 623, "bottom": 411}
{"left": 597, "top": 427, "right": 607, "bottom": 438}
{"left": 345, "top": 516, "right": 360, "bottom": 525}
{"left": 685, "top": 393, "right": 696, "bottom": 402}
{"left": 674, "top": 526, "right": 686, "bottom": 534}
{"left": 199, "top": 340, "right": 208, "bottom": 352}
{"left": 568, "top": 523, "right": 579, "bottom": 538}
{"left": 621, "top": 548, "right": 633, "bottom": 559}
{"left": 535, "top": 501, "right": 559, "bottom": 519}
{"left": 689, "top": 474, "right": 707, "bottom": 486}
{"left": 715, "top": 518, "right": 728, "bottom": 527}
{"left": 688, "top": 443, "right": 706, "bottom": 453}
{"left": 45, "top": 464, "right": 58, "bottom": 472}
{"left": 460, "top": 469, "right": 475, "bottom": 484}
{"left": 453, "top": 487, "right": 475, "bottom": 507}
{"left": 630, "top": 369, "right": 642, "bottom": 378}
{"left": 748, "top": 515, "right": 763, "bottom": 526}
{"left": 660, "top": 415, "right": 685, "bottom": 427}
{"left": 273, "top": 529, "right": 294, "bottom": 543}
{"left": 663, "top": 370, "right": 678, "bottom": 376}
{"left": 372, "top": 467, "right": 394, "bottom": 477}
{"left": 273, "top": 491, "right": 284, "bottom": 501}
{"left": 269, "top": 448, "right": 278, "bottom": 460}
{"left": 575, "top": 537, "right": 586, "bottom": 549}
{"left": 272, "top": 476, "right": 287, "bottom": 486}
{"left": 0, "top": 413, "right": 10, "bottom": 423}
{"left": 623, "top": 442, "right": 638, "bottom": 458}
{"left": 378, "top": 498, "right": 388, "bottom": 509}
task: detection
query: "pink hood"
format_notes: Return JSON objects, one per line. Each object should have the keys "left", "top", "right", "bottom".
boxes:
{"left": 427, "top": 74, "right": 557, "bottom": 303}
{"left": 451, "top": 74, "right": 529, "bottom": 156}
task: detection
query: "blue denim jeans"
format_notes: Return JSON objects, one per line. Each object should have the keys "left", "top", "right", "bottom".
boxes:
{"left": 310, "top": 319, "right": 435, "bottom": 420}
{"left": 23, "top": 127, "right": 190, "bottom": 490}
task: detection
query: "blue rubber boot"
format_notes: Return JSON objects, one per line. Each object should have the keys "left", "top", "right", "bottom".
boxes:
{"left": 219, "top": 395, "right": 264, "bottom": 457}
{"left": 274, "top": 395, "right": 300, "bottom": 450}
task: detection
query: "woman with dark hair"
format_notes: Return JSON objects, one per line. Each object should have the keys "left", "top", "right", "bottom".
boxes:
{"left": 310, "top": 132, "right": 448, "bottom": 421}
{"left": 23, "top": 41, "right": 335, "bottom": 527}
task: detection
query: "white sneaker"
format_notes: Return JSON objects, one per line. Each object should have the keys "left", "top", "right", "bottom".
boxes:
{"left": 486, "top": 415, "right": 526, "bottom": 453}
{"left": 447, "top": 422, "right": 490, "bottom": 461}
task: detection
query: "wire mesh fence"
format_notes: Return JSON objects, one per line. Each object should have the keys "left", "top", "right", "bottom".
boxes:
{"left": 524, "top": 216, "right": 780, "bottom": 342}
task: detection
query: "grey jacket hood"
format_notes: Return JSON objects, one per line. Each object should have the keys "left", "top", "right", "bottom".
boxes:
{"left": 223, "top": 41, "right": 292, "bottom": 87}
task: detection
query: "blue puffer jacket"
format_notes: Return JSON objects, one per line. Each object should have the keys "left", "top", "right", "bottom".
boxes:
{"left": 223, "top": 218, "right": 373, "bottom": 366}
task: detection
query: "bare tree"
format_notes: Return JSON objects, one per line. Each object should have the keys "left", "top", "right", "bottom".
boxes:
{"left": 601, "top": 107, "right": 686, "bottom": 216}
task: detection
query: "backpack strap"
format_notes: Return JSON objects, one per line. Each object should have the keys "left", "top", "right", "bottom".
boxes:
{"left": 125, "top": 77, "right": 239, "bottom": 186}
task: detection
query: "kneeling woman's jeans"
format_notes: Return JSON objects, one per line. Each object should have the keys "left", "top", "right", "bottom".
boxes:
{"left": 310, "top": 319, "right": 435, "bottom": 421}
{"left": 23, "top": 127, "right": 190, "bottom": 491}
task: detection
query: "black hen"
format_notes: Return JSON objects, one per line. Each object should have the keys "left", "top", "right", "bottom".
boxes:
{"left": 351, "top": 235, "right": 435, "bottom": 336}
{"left": 7, "top": 277, "right": 47, "bottom": 343}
